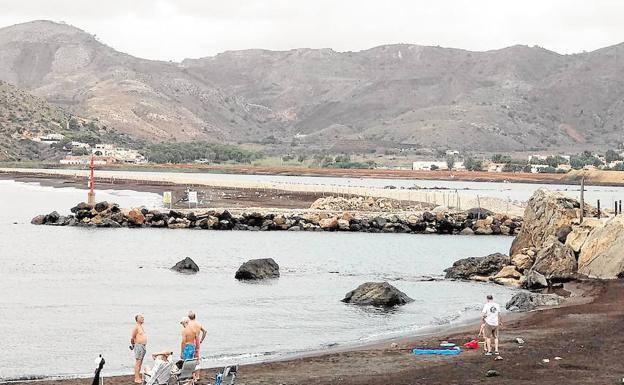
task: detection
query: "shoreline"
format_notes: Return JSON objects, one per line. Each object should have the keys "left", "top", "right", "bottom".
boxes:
{"left": 6, "top": 279, "right": 611, "bottom": 385}
{"left": 2, "top": 162, "right": 623, "bottom": 187}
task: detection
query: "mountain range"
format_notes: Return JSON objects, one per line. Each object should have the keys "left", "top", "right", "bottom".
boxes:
{"left": 1, "top": 20, "right": 623, "bottom": 156}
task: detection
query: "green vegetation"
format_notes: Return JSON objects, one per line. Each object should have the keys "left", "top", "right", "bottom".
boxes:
{"left": 144, "top": 141, "right": 264, "bottom": 164}
{"left": 463, "top": 156, "right": 483, "bottom": 171}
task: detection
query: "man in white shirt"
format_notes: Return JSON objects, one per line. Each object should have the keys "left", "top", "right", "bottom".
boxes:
{"left": 481, "top": 294, "right": 502, "bottom": 356}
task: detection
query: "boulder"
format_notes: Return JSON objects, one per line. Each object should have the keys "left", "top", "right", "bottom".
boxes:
{"left": 45, "top": 211, "right": 60, "bottom": 224}
{"left": 337, "top": 219, "right": 350, "bottom": 230}
{"left": 511, "top": 253, "right": 535, "bottom": 272}
{"left": 235, "top": 258, "right": 280, "bottom": 280}
{"left": 466, "top": 207, "right": 494, "bottom": 220}
{"left": 126, "top": 209, "right": 145, "bottom": 226}
{"left": 444, "top": 253, "right": 510, "bottom": 279}
{"left": 578, "top": 216, "right": 624, "bottom": 279}
{"left": 494, "top": 265, "right": 522, "bottom": 279}
{"left": 94, "top": 201, "right": 110, "bottom": 213}
{"left": 510, "top": 189, "right": 580, "bottom": 256}
{"left": 474, "top": 226, "right": 493, "bottom": 235}
{"left": 459, "top": 227, "right": 474, "bottom": 235}
{"left": 532, "top": 238, "right": 577, "bottom": 280}
{"left": 506, "top": 292, "right": 563, "bottom": 312}
{"left": 70, "top": 202, "right": 92, "bottom": 213}
{"left": 31, "top": 215, "right": 46, "bottom": 225}
{"left": 524, "top": 270, "right": 548, "bottom": 289}
{"left": 319, "top": 217, "right": 338, "bottom": 230}
{"left": 171, "top": 257, "right": 200, "bottom": 274}
{"left": 341, "top": 282, "right": 413, "bottom": 307}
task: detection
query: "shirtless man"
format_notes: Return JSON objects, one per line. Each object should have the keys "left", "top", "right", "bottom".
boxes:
{"left": 188, "top": 311, "right": 207, "bottom": 379}
{"left": 130, "top": 314, "right": 148, "bottom": 383}
{"left": 187, "top": 311, "right": 207, "bottom": 359}
{"left": 180, "top": 317, "right": 197, "bottom": 360}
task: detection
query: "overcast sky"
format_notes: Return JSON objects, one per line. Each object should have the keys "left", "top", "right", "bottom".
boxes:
{"left": 1, "top": 0, "right": 623, "bottom": 61}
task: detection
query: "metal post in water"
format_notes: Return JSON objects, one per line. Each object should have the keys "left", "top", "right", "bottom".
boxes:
{"left": 597, "top": 199, "right": 601, "bottom": 219}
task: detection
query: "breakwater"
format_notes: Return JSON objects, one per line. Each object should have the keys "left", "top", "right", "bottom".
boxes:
{"left": 31, "top": 201, "right": 522, "bottom": 235}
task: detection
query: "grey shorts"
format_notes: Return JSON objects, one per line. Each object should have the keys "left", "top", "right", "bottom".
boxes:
{"left": 134, "top": 343, "right": 146, "bottom": 361}
{"left": 484, "top": 323, "right": 499, "bottom": 339}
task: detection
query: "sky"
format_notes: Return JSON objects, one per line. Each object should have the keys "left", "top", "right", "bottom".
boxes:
{"left": 0, "top": 0, "right": 623, "bottom": 61}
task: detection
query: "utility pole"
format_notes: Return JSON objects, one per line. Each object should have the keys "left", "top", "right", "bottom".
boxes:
{"left": 579, "top": 177, "right": 585, "bottom": 224}
{"left": 88, "top": 155, "right": 96, "bottom": 205}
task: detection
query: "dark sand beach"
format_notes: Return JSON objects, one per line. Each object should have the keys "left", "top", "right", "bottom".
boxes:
{"left": 9, "top": 279, "right": 622, "bottom": 385}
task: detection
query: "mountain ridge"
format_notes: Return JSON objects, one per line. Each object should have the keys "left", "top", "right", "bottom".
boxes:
{"left": 0, "top": 20, "right": 623, "bottom": 153}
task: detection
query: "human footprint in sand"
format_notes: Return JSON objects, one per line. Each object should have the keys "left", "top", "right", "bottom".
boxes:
{"left": 481, "top": 295, "right": 502, "bottom": 356}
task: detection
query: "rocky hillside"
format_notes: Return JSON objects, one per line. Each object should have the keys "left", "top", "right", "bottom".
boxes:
{"left": 0, "top": 80, "right": 137, "bottom": 161}
{"left": 1, "top": 20, "right": 624, "bottom": 153}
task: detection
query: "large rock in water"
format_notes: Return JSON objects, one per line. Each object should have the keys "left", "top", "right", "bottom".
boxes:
{"left": 531, "top": 237, "right": 577, "bottom": 281}
{"left": 235, "top": 258, "right": 280, "bottom": 280}
{"left": 506, "top": 292, "right": 563, "bottom": 312}
{"left": 578, "top": 216, "right": 624, "bottom": 278}
{"left": 444, "top": 253, "right": 510, "bottom": 279}
{"left": 171, "top": 257, "right": 199, "bottom": 274}
{"left": 342, "top": 282, "right": 413, "bottom": 307}
{"left": 510, "top": 189, "right": 580, "bottom": 256}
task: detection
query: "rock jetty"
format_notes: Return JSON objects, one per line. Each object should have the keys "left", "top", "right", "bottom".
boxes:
{"left": 31, "top": 201, "right": 523, "bottom": 236}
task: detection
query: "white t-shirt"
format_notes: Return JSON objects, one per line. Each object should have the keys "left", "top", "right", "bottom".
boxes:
{"left": 482, "top": 302, "right": 501, "bottom": 326}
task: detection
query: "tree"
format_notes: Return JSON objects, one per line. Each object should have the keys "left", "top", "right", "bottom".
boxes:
{"left": 446, "top": 155, "right": 455, "bottom": 170}
{"left": 605, "top": 149, "right": 621, "bottom": 163}
{"left": 464, "top": 156, "right": 483, "bottom": 171}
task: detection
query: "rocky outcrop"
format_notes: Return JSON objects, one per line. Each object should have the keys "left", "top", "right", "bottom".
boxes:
{"left": 506, "top": 292, "right": 563, "bottom": 312}
{"left": 341, "top": 282, "right": 413, "bottom": 307}
{"left": 235, "top": 258, "right": 280, "bottom": 280}
{"left": 510, "top": 189, "right": 580, "bottom": 256}
{"left": 531, "top": 238, "right": 577, "bottom": 281}
{"left": 578, "top": 216, "right": 624, "bottom": 279}
{"left": 171, "top": 257, "right": 200, "bottom": 274}
{"left": 444, "top": 253, "right": 510, "bottom": 280}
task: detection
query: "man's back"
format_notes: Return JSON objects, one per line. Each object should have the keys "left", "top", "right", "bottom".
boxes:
{"left": 189, "top": 320, "right": 203, "bottom": 337}
{"left": 182, "top": 326, "right": 195, "bottom": 345}
{"left": 482, "top": 301, "right": 500, "bottom": 326}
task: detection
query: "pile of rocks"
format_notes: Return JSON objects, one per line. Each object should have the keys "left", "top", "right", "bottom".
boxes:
{"left": 31, "top": 202, "right": 523, "bottom": 236}
{"left": 446, "top": 188, "right": 624, "bottom": 292}
{"left": 310, "top": 196, "right": 426, "bottom": 212}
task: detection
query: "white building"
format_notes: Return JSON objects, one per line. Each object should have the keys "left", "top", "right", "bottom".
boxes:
{"left": 38, "top": 133, "right": 65, "bottom": 143}
{"left": 412, "top": 161, "right": 465, "bottom": 171}
{"left": 92, "top": 144, "right": 145, "bottom": 163}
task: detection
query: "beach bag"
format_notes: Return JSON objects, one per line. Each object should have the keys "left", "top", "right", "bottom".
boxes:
{"left": 463, "top": 339, "right": 479, "bottom": 349}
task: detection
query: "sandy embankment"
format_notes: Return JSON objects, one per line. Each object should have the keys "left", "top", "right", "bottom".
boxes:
{"left": 0, "top": 168, "right": 525, "bottom": 215}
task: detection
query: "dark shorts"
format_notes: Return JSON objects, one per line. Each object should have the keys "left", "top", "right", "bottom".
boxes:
{"left": 134, "top": 343, "right": 146, "bottom": 361}
{"left": 484, "top": 323, "right": 499, "bottom": 339}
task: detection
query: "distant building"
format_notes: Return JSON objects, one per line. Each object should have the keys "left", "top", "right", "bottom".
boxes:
{"left": 38, "top": 133, "right": 65, "bottom": 143}
{"left": 92, "top": 144, "right": 145, "bottom": 163}
{"left": 487, "top": 163, "right": 505, "bottom": 173}
{"left": 59, "top": 155, "right": 116, "bottom": 165}
{"left": 412, "top": 161, "right": 465, "bottom": 171}
{"left": 412, "top": 161, "right": 448, "bottom": 171}
{"left": 530, "top": 164, "right": 551, "bottom": 173}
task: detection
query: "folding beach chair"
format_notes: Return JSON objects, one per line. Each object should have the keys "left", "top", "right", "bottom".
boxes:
{"left": 144, "top": 360, "right": 175, "bottom": 385}
{"left": 214, "top": 365, "right": 238, "bottom": 385}
{"left": 172, "top": 358, "right": 199, "bottom": 385}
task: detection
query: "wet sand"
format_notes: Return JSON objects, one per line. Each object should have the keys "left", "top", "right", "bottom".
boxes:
{"left": 9, "top": 279, "right": 621, "bottom": 385}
